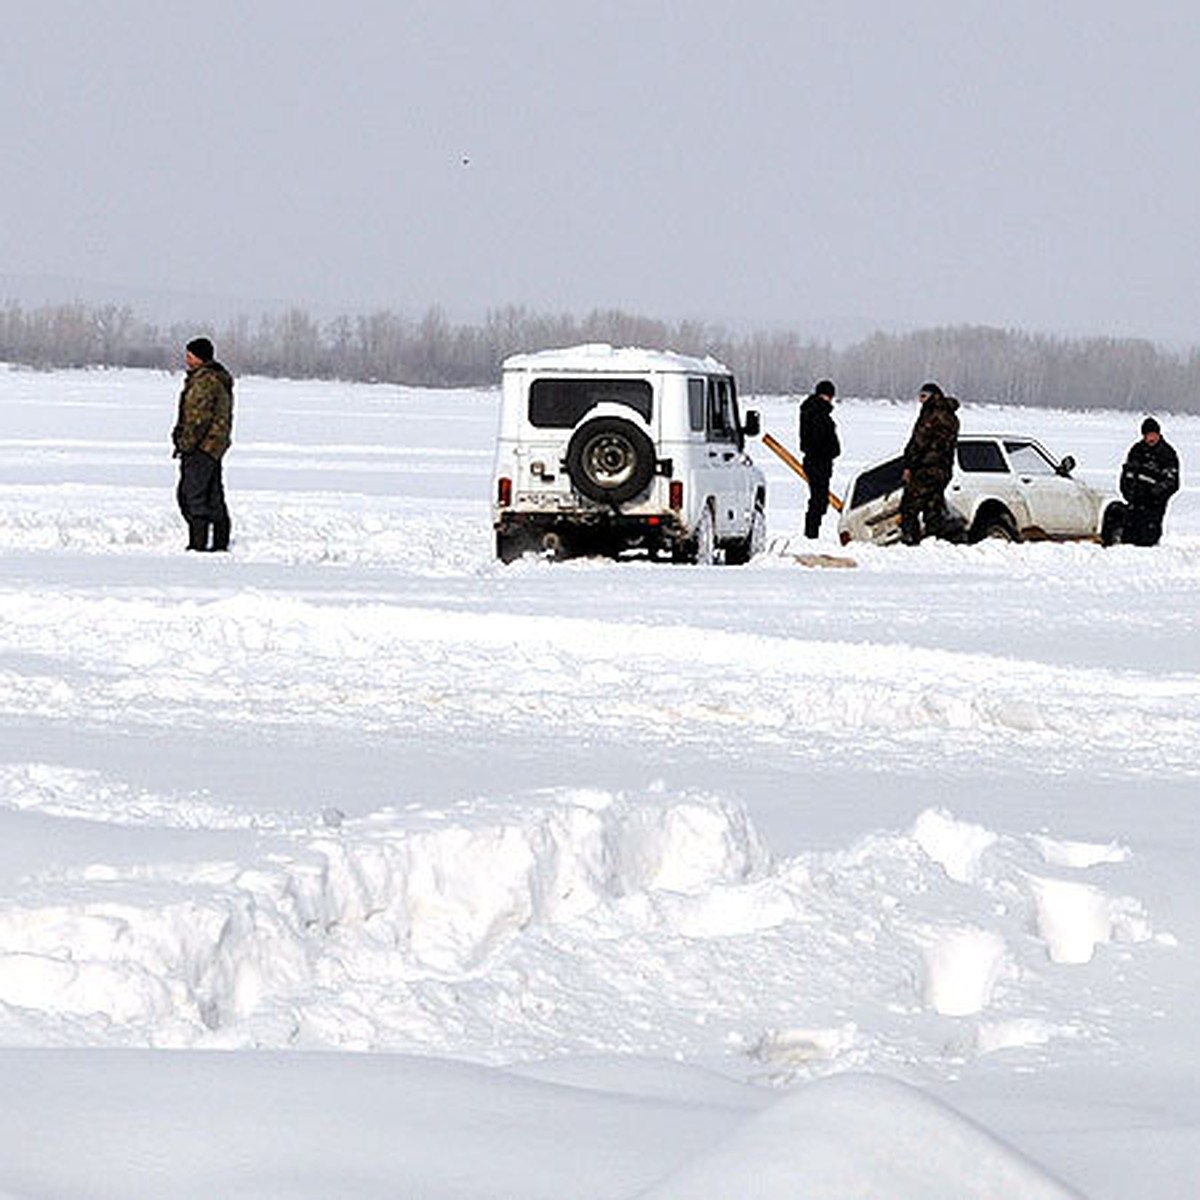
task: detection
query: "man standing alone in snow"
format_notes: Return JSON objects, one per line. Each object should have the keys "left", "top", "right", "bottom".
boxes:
{"left": 1120, "top": 417, "right": 1179, "bottom": 546}
{"left": 172, "top": 337, "right": 234, "bottom": 552}
{"left": 899, "top": 382, "right": 959, "bottom": 545}
{"left": 799, "top": 379, "right": 840, "bottom": 538}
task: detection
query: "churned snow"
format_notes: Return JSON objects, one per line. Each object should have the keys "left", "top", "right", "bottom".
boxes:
{"left": 1, "top": 364, "right": 1198, "bottom": 1197}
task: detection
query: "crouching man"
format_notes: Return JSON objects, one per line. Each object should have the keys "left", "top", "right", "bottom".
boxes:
{"left": 1120, "top": 417, "right": 1179, "bottom": 546}
{"left": 172, "top": 337, "right": 234, "bottom": 552}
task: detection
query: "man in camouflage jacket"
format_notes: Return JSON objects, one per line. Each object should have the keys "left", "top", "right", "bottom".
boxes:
{"left": 172, "top": 337, "right": 234, "bottom": 551}
{"left": 899, "top": 382, "right": 960, "bottom": 545}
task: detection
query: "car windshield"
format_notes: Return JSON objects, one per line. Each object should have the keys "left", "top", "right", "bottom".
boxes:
{"left": 1004, "top": 441, "right": 1057, "bottom": 475}
{"left": 528, "top": 379, "right": 653, "bottom": 428}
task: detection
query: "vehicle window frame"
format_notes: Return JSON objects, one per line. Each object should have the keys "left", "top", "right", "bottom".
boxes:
{"left": 1004, "top": 440, "right": 1058, "bottom": 475}
{"left": 706, "top": 376, "right": 737, "bottom": 445}
{"left": 957, "top": 441, "right": 1010, "bottom": 473}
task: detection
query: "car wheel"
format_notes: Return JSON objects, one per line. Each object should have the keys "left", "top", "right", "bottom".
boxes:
{"left": 1101, "top": 502, "right": 1126, "bottom": 546}
{"left": 565, "top": 416, "right": 655, "bottom": 506}
{"left": 689, "top": 502, "right": 717, "bottom": 565}
{"left": 725, "top": 498, "right": 766, "bottom": 565}
{"left": 496, "top": 529, "right": 529, "bottom": 563}
{"left": 976, "top": 510, "right": 1020, "bottom": 542}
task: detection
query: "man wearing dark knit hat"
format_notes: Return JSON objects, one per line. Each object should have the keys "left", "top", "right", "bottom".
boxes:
{"left": 899, "top": 381, "right": 959, "bottom": 545}
{"left": 1120, "top": 416, "right": 1179, "bottom": 545}
{"left": 171, "top": 337, "right": 235, "bottom": 551}
{"left": 798, "top": 379, "right": 840, "bottom": 538}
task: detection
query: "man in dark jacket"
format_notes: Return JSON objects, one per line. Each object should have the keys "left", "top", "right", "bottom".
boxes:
{"left": 1120, "top": 417, "right": 1180, "bottom": 546}
{"left": 899, "top": 381, "right": 960, "bottom": 545}
{"left": 172, "top": 337, "right": 234, "bottom": 551}
{"left": 799, "top": 379, "right": 841, "bottom": 538}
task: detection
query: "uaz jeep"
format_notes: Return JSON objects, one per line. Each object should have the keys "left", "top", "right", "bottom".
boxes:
{"left": 492, "top": 345, "right": 766, "bottom": 563}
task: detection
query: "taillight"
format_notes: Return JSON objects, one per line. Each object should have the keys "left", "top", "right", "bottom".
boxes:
{"left": 497, "top": 476, "right": 512, "bottom": 507}
{"left": 669, "top": 480, "right": 683, "bottom": 510}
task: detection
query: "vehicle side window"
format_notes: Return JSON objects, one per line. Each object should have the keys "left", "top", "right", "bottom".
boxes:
{"left": 528, "top": 379, "right": 653, "bottom": 428}
{"left": 958, "top": 442, "right": 1009, "bottom": 473}
{"left": 1004, "top": 441, "right": 1056, "bottom": 475}
{"left": 687, "top": 378, "right": 706, "bottom": 432}
{"left": 707, "top": 377, "right": 735, "bottom": 443}
{"left": 850, "top": 456, "right": 906, "bottom": 508}
{"left": 727, "top": 376, "right": 745, "bottom": 450}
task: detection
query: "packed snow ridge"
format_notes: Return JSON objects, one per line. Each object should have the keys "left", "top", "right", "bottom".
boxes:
{"left": 0, "top": 768, "right": 1164, "bottom": 1077}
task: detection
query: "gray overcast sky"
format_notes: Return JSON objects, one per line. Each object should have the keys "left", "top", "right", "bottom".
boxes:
{"left": 3, "top": 0, "right": 1199, "bottom": 343}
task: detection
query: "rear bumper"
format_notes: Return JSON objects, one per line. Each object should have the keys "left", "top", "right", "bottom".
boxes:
{"left": 496, "top": 509, "right": 687, "bottom": 551}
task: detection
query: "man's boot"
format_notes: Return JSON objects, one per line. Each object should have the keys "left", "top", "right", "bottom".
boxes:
{"left": 210, "top": 514, "right": 231, "bottom": 552}
{"left": 187, "top": 518, "right": 210, "bottom": 551}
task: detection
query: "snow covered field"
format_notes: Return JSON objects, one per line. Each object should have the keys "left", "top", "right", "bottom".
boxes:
{"left": 1, "top": 363, "right": 1198, "bottom": 1197}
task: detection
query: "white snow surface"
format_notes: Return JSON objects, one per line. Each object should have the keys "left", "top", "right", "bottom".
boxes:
{"left": 1, "top": 364, "right": 1199, "bottom": 1197}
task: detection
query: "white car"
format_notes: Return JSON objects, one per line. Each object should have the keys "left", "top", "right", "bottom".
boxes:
{"left": 492, "top": 345, "right": 767, "bottom": 563}
{"left": 837, "top": 435, "right": 1126, "bottom": 546}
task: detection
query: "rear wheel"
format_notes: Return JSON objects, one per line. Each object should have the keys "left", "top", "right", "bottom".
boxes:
{"left": 725, "top": 498, "right": 766, "bottom": 565}
{"left": 973, "top": 510, "right": 1019, "bottom": 542}
{"left": 1101, "top": 503, "right": 1126, "bottom": 546}
{"left": 686, "top": 502, "right": 717, "bottom": 565}
{"left": 496, "top": 529, "right": 529, "bottom": 563}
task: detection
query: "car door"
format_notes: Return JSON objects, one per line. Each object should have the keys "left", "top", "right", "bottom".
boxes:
{"left": 703, "top": 376, "right": 749, "bottom": 537}
{"left": 949, "top": 438, "right": 1018, "bottom": 524}
{"left": 1003, "top": 440, "right": 1094, "bottom": 536}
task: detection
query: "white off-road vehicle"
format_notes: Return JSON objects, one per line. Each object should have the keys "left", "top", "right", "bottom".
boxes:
{"left": 838, "top": 435, "right": 1127, "bottom": 546}
{"left": 492, "top": 345, "right": 767, "bottom": 563}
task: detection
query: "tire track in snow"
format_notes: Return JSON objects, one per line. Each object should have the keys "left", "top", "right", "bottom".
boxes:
{"left": 7, "top": 585, "right": 1200, "bottom": 772}
{"left": 2, "top": 590, "right": 1200, "bottom": 776}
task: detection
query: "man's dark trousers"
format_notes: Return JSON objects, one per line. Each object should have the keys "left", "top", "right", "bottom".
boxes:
{"left": 177, "top": 450, "right": 231, "bottom": 551}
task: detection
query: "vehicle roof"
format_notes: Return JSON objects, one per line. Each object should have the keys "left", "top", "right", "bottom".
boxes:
{"left": 963, "top": 434, "right": 1048, "bottom": 443}
{"left": 502, "top": 343, "right": 731, "bottom": 376}
{"left": 861, "top": 434, "right": 1052, "bottom": 465}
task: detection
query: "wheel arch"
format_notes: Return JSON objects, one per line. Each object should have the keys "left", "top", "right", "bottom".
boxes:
{"left": 969, "top": 498, "right": 1020, "bottom": 542}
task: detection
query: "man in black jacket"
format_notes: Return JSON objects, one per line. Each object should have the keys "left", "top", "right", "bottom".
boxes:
{"left": 799, "top": 379, "right": 840, "bottom": 538}
{"left": 1120, "top": 417, "right": 1180, "bottom": 546}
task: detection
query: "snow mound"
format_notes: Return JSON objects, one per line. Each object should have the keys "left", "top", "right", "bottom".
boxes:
{"left": 0, "top": 773, "right": 1167, "bottom": 1077}
{"left": 916, "top": 925, "right": 1013, "bottom": 1017}
{"left": 1028, "top": 875, "right": 1152, "bottom": 965}
{"left": 912, "top": 808, "right": 998, "bottom": 883}
{"left": 639, "top": 1071, "right": 1081, "bottom": 1199}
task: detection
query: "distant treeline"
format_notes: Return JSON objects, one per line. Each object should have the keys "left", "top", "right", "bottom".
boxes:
{"left": 1, "top": 299, "right": 1197, "bottom": 412}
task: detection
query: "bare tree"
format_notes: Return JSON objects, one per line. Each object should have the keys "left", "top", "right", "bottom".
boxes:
{"left": 0, "top": 300, "right": 1197, "bottom": 413}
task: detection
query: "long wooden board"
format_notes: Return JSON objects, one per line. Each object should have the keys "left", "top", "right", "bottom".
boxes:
{"left": 760, "top": 432, "right": 845, "bottom": 513}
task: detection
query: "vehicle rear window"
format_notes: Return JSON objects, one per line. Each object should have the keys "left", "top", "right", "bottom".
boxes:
{"left": 958, "top": 441, "right": 1009, "bottom": 473}
{"left": 528, "top": 379, "right": 653, "bottom": 428}
{"left": 850, "top": 456, "right": 905, "bottom": 508}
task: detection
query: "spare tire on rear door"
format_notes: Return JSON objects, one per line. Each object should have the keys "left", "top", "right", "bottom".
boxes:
{"left": 565, "top": 416, "right": 656, "bottom": 506}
